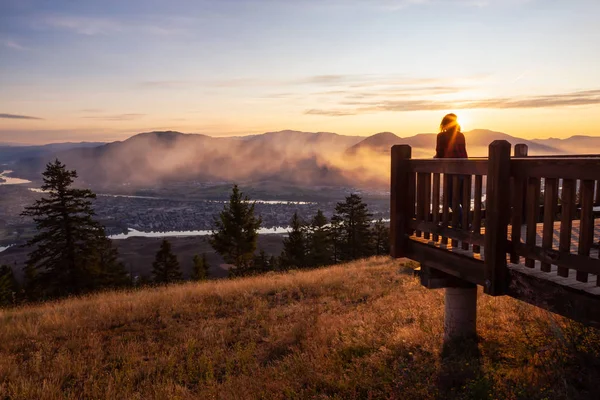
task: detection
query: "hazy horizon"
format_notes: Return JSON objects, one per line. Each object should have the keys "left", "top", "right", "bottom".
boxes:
{"left": 2, "top": 0, "right": 600, "bottom": 143}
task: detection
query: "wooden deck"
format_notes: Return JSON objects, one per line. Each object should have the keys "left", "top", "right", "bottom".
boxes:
{"left": 391, "top": 141, "right": 600, "bottom": 328}
{"left": 410, "top": 218, "right": 600, "bottom": 294}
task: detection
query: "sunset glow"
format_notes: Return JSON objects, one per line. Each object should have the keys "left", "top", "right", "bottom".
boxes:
{"left": 1, "top": 0, "right": 600, "bottom": 143}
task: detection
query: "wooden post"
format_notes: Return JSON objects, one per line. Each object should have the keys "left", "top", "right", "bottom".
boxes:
{"left": 390, "top": 145, "right": 413, "bottom": 258}
{"left": 484, "top": 140, "right": 512, "bottom": 296}
{"left": 513, "top": 144, "right": 528, "bottom": 224}
{"left": 514, "top": 144, "right": 528, "bottom": 158}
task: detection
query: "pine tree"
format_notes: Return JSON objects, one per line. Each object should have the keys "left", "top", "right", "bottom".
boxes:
{"left": 21, "top": 159, "right": 127, "bottom": 299}
{"left": 94, "top": 237, "right": 130, "bottom": 288}
{"left": 371, "top": 218, "right": 390, "bottom": 256}
{"left": 307, "top": 209, "right": 332, "bottom": 267}
{"left": 152, "top": 239, "right": 182, "bottom": 283}
{"left": 281, "top": 212, "right": 308, "bottom": 269}
{"left": 329, "top": 215, "right": 344, "bottom": 264}
{"left": 333, "top": 194, "right": 373, "bottom": 261}
{"left": 252, "top": 249, "right": 271, "bottom": 273}
{"left": 0, "top": 265, "right": 18, "bottom": 306}
{"left": 191, "top": 254, "right": 210, "bottom": 281}
{"left": 210, "top": 185, "right": 262, "bottom": 276}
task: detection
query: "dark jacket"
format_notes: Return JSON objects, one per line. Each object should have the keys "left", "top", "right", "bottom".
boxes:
{"left": 435, "top": 130, "right": 468, "bottom": 158}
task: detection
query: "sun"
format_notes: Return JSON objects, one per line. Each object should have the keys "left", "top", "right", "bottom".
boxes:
{"left": 456, "top": 112, "right": 470, "bottom": 131}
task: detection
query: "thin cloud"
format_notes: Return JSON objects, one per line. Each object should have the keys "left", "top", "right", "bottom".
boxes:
{"left": 305, "top": 109, "right": 358, "bottom": 116}
{"left": 138, "top": 81, "right": 196, "bottom": 89}
{"left": 1, "top": 39, "right": 26, "bottom": 50}
{"left": 39, "top": 14, "right": 183, "bottom": 36}
{"left": 306, "top": 89, "right": 600, "bottom": 115}
{"left": 0, "top": 113, "right": 43, "bottom": 120}
{"left": 83, "top": 113, "right": 145, "bottom": 121}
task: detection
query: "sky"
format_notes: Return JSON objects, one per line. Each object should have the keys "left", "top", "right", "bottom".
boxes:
{"left": 1, "top": 0, "right": 599, "bottom": 144}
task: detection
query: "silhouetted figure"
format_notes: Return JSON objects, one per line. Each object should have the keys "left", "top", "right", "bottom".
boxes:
{"left": 435, "top": 114, "right": 468, "bottom": 225}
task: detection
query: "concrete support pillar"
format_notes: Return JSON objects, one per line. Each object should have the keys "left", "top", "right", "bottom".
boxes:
{"left": 444, "top": 286, "right": 477, "bottom": 342}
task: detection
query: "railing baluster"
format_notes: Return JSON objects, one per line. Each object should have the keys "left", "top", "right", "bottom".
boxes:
{"left": 441, "top": 174, "right": 450, "bottom": 247}
{"left": 423, "top": 173, "right": 432, "bottom": 241}
{"left": 473, "top": 175, "right": 483, "bottom": 254}
{"left": 594, "top": 180, "right": 600, "bottom": 206}
{"left": 525, "top": 177, "right": 541, "bottom": 268}
{"left": 451, "top": 175, "right": 460, "bottom": 248}
{"left": 558, "top": 179, "right": 576, "bottom": 277}
{"left": 577, "top": 180, "right": 595, "bottom": 282}
{"left": 541, "top": 178, "right": 558, "bottom": 272}
{"left": 432, "top": 173, "right": 440, "bottom": 243}
{"left": 416, "top": 173, "right": 425, "bottom": 238}
{"left": 511, "top": 173, "right": 526, "bottom": 264}
{"left": 461, "top": 175, "right": 472, "bottom": 251}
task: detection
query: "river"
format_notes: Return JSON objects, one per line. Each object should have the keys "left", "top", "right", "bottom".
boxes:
{"left": 0, "top": 170, "right": 31, "bottom": 185}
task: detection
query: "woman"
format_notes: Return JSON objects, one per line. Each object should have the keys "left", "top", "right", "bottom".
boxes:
{"left": 435, "top": 113, "right": 468, "bottom": 225}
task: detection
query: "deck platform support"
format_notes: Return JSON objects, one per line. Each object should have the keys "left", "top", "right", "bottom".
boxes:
{"left": 444, "top": 285, "right": 477, "bottom": 342}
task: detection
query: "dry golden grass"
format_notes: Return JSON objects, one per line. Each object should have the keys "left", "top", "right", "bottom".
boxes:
{"left": 0, "top": 257, "right": 599, "bottom": 399}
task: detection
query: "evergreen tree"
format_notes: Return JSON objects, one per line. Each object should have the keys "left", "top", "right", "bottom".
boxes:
{"left": 307, "top": 209, "right": 332, "bottom": 267}
{"left": 281, "top": 212, "right": 308, "bottom": 269}
{"left": 152, "top": 239, "right": 182, "bottom": 283}
{"left": 21, "top": 159, "right": 127, "bottom": 299}
{"left": 94, "top": 237, "right": 130, "bottom": 288}
{"left": 191, "top": 254, "right": 210, "bottom": 281}
{"left": 371, "top": 218, "right": 390, "bottom": 256}
{"left": 333, "top": 194, "right": 373, "bottom": 261}
{"left": 210, "top": 185, "right": 262, "bottom": 276}
{"left": 252, "top": 249, "right": 271, "bottom": 273}
{"left": 268, "top": 255, "right": 279, "bottom": 271}
{"left": 329, "top": 215, "right": 344, "bottom": 264}
{"left": 0, "top": 265, "right": 18, "bottom": 306}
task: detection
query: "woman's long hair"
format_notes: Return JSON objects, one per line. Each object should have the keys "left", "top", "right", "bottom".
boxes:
{"left": 440, "top": 113, "right": 461, "bottom": 133}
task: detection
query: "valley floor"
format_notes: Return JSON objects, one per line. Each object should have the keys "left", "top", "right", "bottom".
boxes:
{"left": 0, "top": 257, "right": 599, "bottom": 399}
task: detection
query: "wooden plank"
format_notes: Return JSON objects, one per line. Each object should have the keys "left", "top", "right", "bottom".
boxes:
{"left": 595, "top": 180, "right": 600, "bottom": 206}
{"left": 390, "top": 145, "right": 412, "bottom": 258}
{"left": 461, "top": 175, "right": 472, "bottom": 251}
{"left": 473, "top": 175, "right": 483, "bottom": 254}
{"left": 510, "top": 172, "right": 525, "bottom": 263}
{"left": 441, "top": 174, "right": 450, "bottom": 246}
{"left": 423, "top": 173, "right": 432, "bottom": 241}
{"left": 511, "top": 159, "right": 600, "bottom": 181}
{"left": 525, "top": 177, "right": 541, "bottom": 268}
{"left": 484, "top": 140, "right": 512, "bottom": 296}
{"left": 432, "top": 173, "right": 440, "bottom": 243}
{"left": 419, "top": 265, "right": 476, "bottom": 289}
{"left": 405, "top": 240, "right": 486, "bottom": 286}
{"left": 512, "top": 243, "right": 600, "bottom": 275}
{"left": 451, "top": 175, "right": 460, "bottom": 248}
{"left": 540, "top": 178, "right": 558, "bottom": 272}
{"left": 416, "top": 173, "right": 425, "bottom": 238}
{"left": 410, "top": 159, "right": 488, "bottom": 176}
{"left": 507, "top": 267, "right": 600, "bottom": 329}
{"left": 577, "top": 180, "right": 595, "bottom": 282}
{"left": 558, "top": 179, "right": 575, "bottom": 277}
{"left": 409, "top": 221, "right": 486, "bottom": 247}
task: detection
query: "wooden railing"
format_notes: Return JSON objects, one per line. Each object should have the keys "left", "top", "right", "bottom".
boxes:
{"left": 391, "top": 140, "right": 600, "bottom": 297}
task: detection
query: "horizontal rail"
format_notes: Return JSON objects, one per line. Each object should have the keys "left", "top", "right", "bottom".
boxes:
{"left": 511, "top": 242, "right": 600, "bottom": 275}
{"left": 409, "top": 159, "right": 488, "bottom": 175}
{"left": 410, "top": 220, "right": 485, "bottom": 247}
{"left": 511, "top": 159, "right": 600, "bottom": 180}
{"left": 404, "top": 240, "right": 486, "bottom": 286}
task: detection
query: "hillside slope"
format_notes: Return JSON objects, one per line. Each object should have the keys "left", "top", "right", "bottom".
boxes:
{"left": 0, "top": 257, "right": 598, "bottom": 399}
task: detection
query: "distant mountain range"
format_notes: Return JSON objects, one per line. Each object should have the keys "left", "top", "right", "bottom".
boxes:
{"left": 3, "top": 129, "right": 599, "bottom": 189}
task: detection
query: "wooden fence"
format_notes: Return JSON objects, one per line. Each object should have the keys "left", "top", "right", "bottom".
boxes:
{"left": 390, "top": 140, "right": 600, "bottom": 325}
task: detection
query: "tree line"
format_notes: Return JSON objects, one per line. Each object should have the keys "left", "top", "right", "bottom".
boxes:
{"left": 0, "top": 160, "right": 389, "bottom": 305}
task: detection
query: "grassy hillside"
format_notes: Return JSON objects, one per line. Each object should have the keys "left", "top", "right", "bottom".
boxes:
{"left": 0, "top": 257, "right": 598, "bottom": 399}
